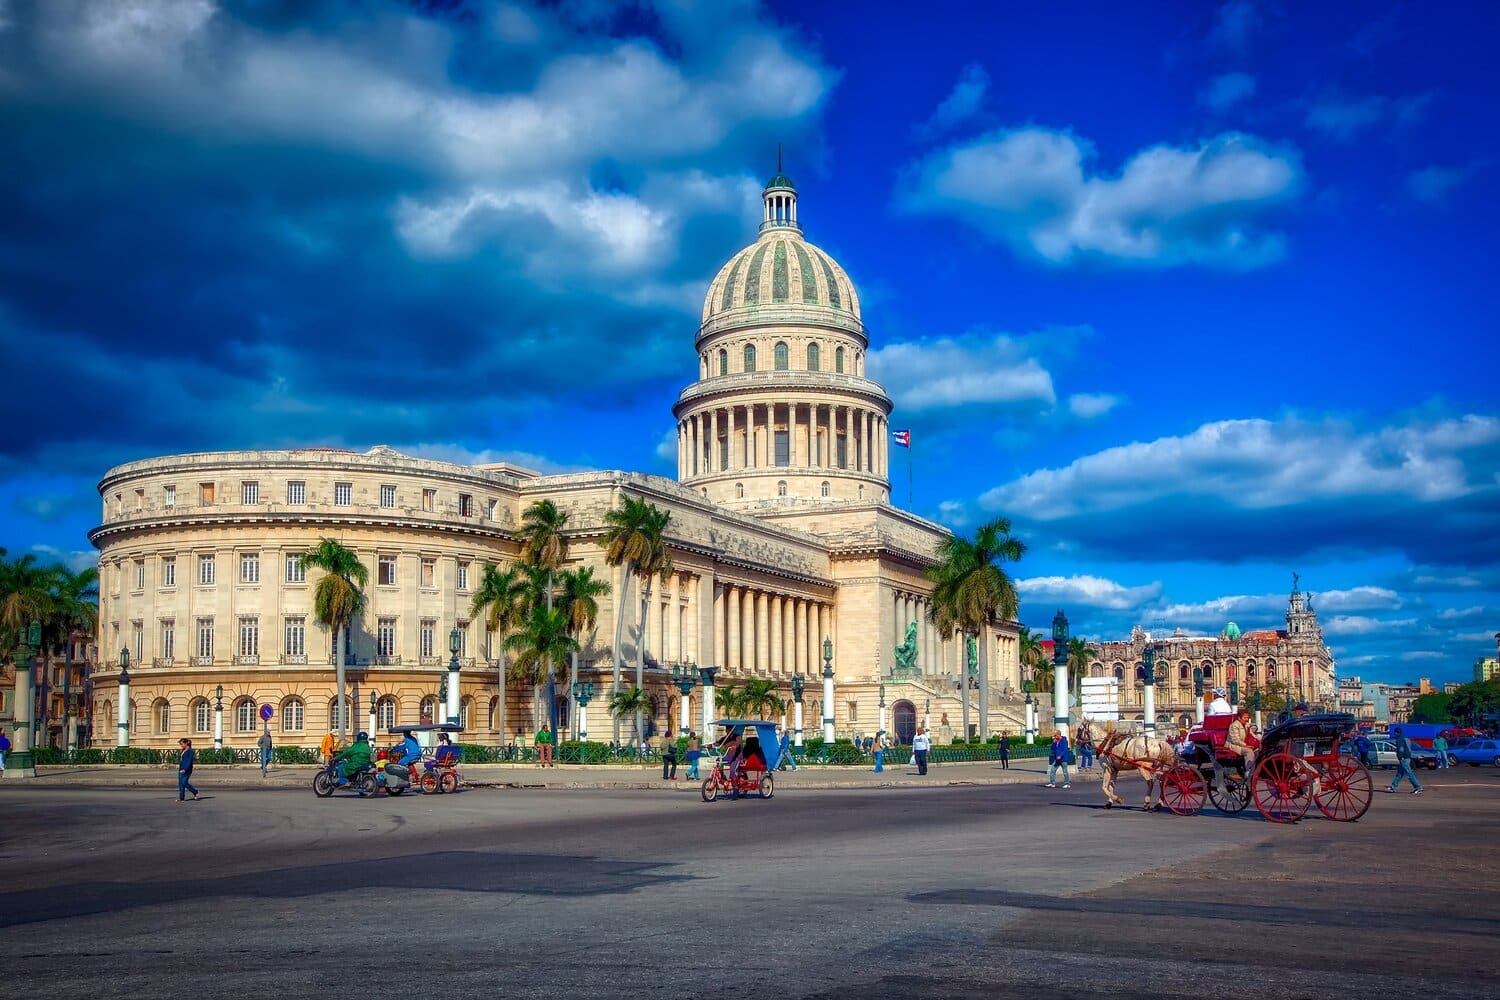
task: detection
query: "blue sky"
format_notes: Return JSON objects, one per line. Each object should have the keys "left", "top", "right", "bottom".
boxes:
{"left": 1, "top": 0, "right": 1495, "bottom": 684}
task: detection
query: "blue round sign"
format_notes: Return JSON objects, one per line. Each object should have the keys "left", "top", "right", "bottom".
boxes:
{"left": 259, "top": 704, "right": 274, "bottom": 722}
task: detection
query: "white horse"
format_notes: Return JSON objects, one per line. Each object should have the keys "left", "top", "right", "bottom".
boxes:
{"left": 1095, "top": 726, "right": 1178, "bottom": 810}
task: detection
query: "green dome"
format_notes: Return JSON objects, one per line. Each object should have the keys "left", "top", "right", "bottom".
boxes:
{"left": 1224, "top": 622, "right": 1242, "bottom": 639}
{"left": 764, "top": 172, "right": 796, "bottom": 192}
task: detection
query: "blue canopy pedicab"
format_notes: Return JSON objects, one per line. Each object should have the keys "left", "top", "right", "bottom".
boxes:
{"left": 700, "top": 719, "right": 783, "bottom": 802}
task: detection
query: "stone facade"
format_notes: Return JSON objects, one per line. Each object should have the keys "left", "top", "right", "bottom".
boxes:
{"left": 85, "top": 171, "right": 1022, "bottom": 750}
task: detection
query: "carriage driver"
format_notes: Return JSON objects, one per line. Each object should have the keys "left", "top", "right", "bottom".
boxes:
{"left": 1225, "top": 708, "right": 1257, "bottom": 776}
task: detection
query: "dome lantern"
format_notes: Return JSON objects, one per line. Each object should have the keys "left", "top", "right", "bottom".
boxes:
{"left": 761, "top": 145, "right": 800, "bottom": 234}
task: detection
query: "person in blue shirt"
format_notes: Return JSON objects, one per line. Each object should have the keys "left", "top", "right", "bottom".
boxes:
{"left": 177, "top": 738, "right": 199, "bottom": 801}
{"left": 433, "top": 733, "right": 460, "bottom": 764}
{"left": 1047, "top": 731, "right": 1072, "bottom": 789}
{"left": 397, "top": 732, "right": 423, "bottom": 768}
{"left": 777, "top": 729, "right": 797, "bottom": 771}
{"left": 1388, "top": 732, "right": 1423, "bottom": 795}
{"left": 1354, "top": 732, "right": 1375, "bottom": 769}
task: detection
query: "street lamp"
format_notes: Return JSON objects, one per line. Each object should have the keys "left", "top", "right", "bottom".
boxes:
{"left": 790, "top": 674, "right": 805, "bottom": 748}
{"left": 572, "top": 681, "right": 596, "bottom": 741}
{"left": 1051, "top": 609, "right": 1070, "bottom": 738}
{"left": 116, "top": 644, "right": 132, "bottom": 751}
{"left": 821, "top": 637, "right": 835, "bottom": 743}
{"left": 1142, "top": 645, "right": 1158, "bottom": 736}
{"left": 671, "top": 663, "right": 697, "bottom": 735}
{"left": 213, "top": 684, "right": 225, "bottom": 749}
{"left": 446, "top": 626, "right": 462, "bottom": 729}
{"left": 7, "top": 621, "right": 41, "bottom": 776}
{"left": 1193, "top": 666, "right": 1205, "bottom": 725}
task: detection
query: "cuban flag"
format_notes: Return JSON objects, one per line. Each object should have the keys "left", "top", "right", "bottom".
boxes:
{"left": 891, "top": 429, "right": 911, "bottom": 448}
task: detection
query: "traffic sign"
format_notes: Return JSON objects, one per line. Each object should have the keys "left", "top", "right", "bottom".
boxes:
{"left": 259, "top": 704, "right": 274, "bottom": 722}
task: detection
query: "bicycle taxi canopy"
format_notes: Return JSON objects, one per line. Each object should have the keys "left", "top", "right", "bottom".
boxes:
{"left": 386, "top": 722, "right": 463, "bottom": 749}
{"left": 711, "top": 719, "right": 783, "bottom": 772}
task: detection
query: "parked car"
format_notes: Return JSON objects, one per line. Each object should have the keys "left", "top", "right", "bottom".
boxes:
{"left": 1447, "top": 739, "right": 1500, "bottom": 767}
{"left": 1342, "top": 739, "right": 1439, "bottom": 769}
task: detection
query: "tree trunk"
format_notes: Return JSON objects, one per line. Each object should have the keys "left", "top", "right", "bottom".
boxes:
{"left": 635, "top": 575, "right": 652, "bottom": 744}
{"left": 546, "top": 570, "right": 559, "bottom": 746}
{"left": 978, "top": 625, "right": 990, "bottom": 741}
{"left": 62, "top": 638, "right": 73, "bottom": 751}
{"left": 497, "top": 643, "right": 507, "bottom": 753}
{"left": 960, "top": 630, "right": 970, "bottom": 743}
{"left": 335, "top": 625, "right": 347, "bottom": 740}
{"left": 610, "top": 567, "right": 634, "bottom": 742}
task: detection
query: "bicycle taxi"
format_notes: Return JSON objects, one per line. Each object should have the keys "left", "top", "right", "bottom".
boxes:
{"left": 700, "top": 719, "right": 782, "bottom": 802}
{"left": 386, "top": 722, "right": 465, "bottom": 794}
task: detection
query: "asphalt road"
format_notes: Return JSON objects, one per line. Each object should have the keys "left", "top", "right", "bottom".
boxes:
{"left": 2, "top": 766, "right": 1497, "bottom": 999}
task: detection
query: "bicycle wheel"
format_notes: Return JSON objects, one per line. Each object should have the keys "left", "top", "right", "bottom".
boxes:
{"left": 1313, "top": 755, "right": 1372, "bottom": 822}
{"left": 701, "top": 776, "right": 719, "bottom": 802}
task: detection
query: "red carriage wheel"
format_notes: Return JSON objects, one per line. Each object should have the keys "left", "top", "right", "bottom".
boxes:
{"left": 1313, "top": 754, "right": 1373, "bottom": 822}
{"left": 439, "top": 771, "right": 459, "bottom": 794}
{"left": 420, "top": 770, "right": 438, "bottom": 794}
{"left": 1252, "top": 753, "right": 1313, "bottom": 823}
{"left": 1160, "top": 764, "right": 1207, "bottom": 816}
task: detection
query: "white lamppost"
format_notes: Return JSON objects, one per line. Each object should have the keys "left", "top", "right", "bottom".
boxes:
{"left": 1051, "top": 610, "right": 1071, "bottom": 740}
{"left": 1142, "top": 646, "right": 1158, "bottom": 736}
{"left": 446, "top": 627, "right": 462, "bottom": 730}
{"left": 820, "top": 638, "right": 835, "bottom": 743}
{"left": 116, "top": 646, "right": 132, "bottom": 749}
{"left": 213, "top": 684, "right": 225, "bottom": 749}
{"left": 791, "top": 674, "right": 805, "bottom": 748}
{"left": 700, "top": 666, "right": 719, "bottom": 741}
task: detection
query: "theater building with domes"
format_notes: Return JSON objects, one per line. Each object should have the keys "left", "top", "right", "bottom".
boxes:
{"left": 87, "top": 169, "right": 1024, "bottom": 751}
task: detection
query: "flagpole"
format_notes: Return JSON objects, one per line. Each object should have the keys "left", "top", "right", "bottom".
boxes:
{"left": 908, "top": 438, "right": 913, "bottom": 510}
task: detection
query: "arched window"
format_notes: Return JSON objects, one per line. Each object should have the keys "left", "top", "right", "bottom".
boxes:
{"left": 155, "top": 698, "right": 171, "bottom": 734}
{"left": 488, "top": 696, "right": 500, "bottom": 731}
{"left": 820, "top": 481, "right": 830, "bottom": 497}
{"left": 743, "top": 345, "right": 756, "bottom": 372}
{"left": 718, "top": 349, "right": 728, "bottom": 375}
{"left": 1179, "top": 663, "right": 1190, "bottom": 681}
{"left": 1135, "top": 664, "right": 1147, "bottom": 684}
{"left": 1267, "top": 663, "right": 1277, "bottom": 682}
{"left": 835, "top": 346, "right": 845, "bottom": 373}
{"left": 1090, "top": 662, "right": 1102, "bottom": 677}
{"left": 420, "top": 696, "right": 437, "bottom": 723}
{"left": 857, "top": 484, "right": 864, "bottom": 499}
{"left": 736, "top": 483, "right": 744, "bottom": 498}
{"left": 282, "top": 697, "right": 305, "bottom": 733}
{"left": 1294, "top": 661, "right": 1303, "bottom": 679}
{"left": 774, "top": 342, "right": 789, "bottom": 370}
{"left": 1201, "top": 663, "right": 1214, "bottom": 682}
{"left": 1245, "top": 660, "right": 1257, "bottom": 680}
{"left": 777, "top": 481, "right": 788, "bottom": 496}
{"left": 192, "top": 698, "right": 211, "bottom": 734}
{"left": 1113, "top": 665, "right": 1124, "bottom": 681}
{"left": 376, "top": 696, "right": 397, "bottom": 731}
{"left": 235, "top": 698, "right": 257, "bottom": 733}
{"left": 807, "top": 343, "right": 820, "bottom": 371}
{"left": 328, "top": 698, "right": 348, "bottom": 732}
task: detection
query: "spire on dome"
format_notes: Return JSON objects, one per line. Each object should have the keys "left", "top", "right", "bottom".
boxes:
{"left": 761, "top": 145, "right": 800, "bottom": 233}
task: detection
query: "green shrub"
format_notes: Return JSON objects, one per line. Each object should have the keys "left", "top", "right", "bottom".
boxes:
{"left": 195, "top": 747, "right": 238, "bottom": 765}
{"left": 272, "top": 746, "right": 318, "bottom": 764}
{"left": 105, "top": 746, "right": 167, "bottom": 765}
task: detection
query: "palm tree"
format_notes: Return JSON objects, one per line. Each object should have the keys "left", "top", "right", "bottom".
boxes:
{"left": 299, "top": 539, "right": 368, "bottom": 739}
{"left": 558, "top": 565, "right": 609, "bottom": 637}
{"left": 49, "top": 566, "right": 99, "bottom": 749}
{"left": 519, "top": 499, "right": 570, "bottom": 737}
{"left": 1018, "top": 628, "right": 1046, "bottom": 689}
{"left": 470, "top": 562, "right": 528, "bottom": 745}
{"left": 1066, "top": 636, "right": 1091, "bottom": 705}
{"left": 607, "top": 686, "right": 653, "bottom": 745}
{"left": 1, "top": 554, "right": 58, "bottom": 742}
{"left": 504, "top": 605, "right": 577, "bottom": 735}
{"left": 602, "top": 494, "right": 674, "bottom": 742}
{"left": 925, "top": 517, "right": 1026, "bottom": 741}
{"left": 740, "top": 678, "right": 786, "bottom": 719}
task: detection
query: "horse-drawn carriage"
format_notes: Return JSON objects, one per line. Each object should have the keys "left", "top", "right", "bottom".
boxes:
{"left": 1100, "top": 711, "right": 1373, "bottom": 823}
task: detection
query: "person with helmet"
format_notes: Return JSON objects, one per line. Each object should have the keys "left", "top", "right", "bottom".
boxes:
{"left": 1207, "top": 688, "right": 1234, "bottom": 716}
{"left": 332, "top": 731, "right": 373, "bottom": 785}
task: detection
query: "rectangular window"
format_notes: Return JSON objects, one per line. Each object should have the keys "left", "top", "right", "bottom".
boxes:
{"left": 774, "top": 430, "right": 790, "bottom": 467}
{"left": 486, "top": 499, "right": 498, "bottom": 521}
{"left": 719, "top": 436, "right": 729, "bottom": 469}
{"left": 420, "top": 619, "right": 436, "bottom": 659}
{"left": 456, "top": 561, "right": 470, "bottom": 591}
{"left": 198, "top": 554, "right": 215, "bottom": 586}
{"left": 132, "top": 621, "right": 143, "bottom": 662}
{"left": 134, "top": 488, "right": 145, "bottom": 511}
{"left": 378, "top": 555, "right": 397, "bottom": 586}
{"left": 837, "top": 434, "right": 848, "bottom": 469}
{"left": 164, "top": 484, "right": 176, "bottom": 508}
{"left": 286, "top": 555, "right": 305, "bottom": 583}
{"left": 284, "top": 617, "right": 306, "bottom": 658}
{"left": 334, "top": 482, "right": 352, "bottom": 506}
{"left": 377, "top": 617, "right": 397, "bottom": 658}
{"left": 199, "top": 482, "right": 215, "bottom": 505}
{"left": 458, "top": 493, "right": 473, "bottom": 517}
{"left": 241, "top": 481, "right": 259, "bottom": 505}
{"left": 420, "top": 558, "right": 435, "bottom": 588}
{"left": 238, "top": 617, "right": 259, "bottom": 658}
{"left": 848, "top": 700, "right": 859, "bottom": 723}
{"left": 160, "top": 620, "right": 175, "bottom": 662}
{"left": 422, "top": 489, "right": 436, "bottom": 512}
{"left": 240, "top": 552, "right": 259, "bottom": 584}
{"left": 162, "top": 556, "right": 176, "bottom": 588}
{"left": 456, "top": 622, "right": 469, "bottom": 656}
{"left": 380, "top": 484, "right": 396, "bottom": 508}
{"left": 196, "top": 618, "right": 214, "bottom": 660}
{"left": 287, "top": 480, "right": 305, "bottom": 505}
{"left": 134, "top": 559, "right": 145, "bottom": 591}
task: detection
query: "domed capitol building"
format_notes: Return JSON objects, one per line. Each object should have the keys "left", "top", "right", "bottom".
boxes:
{"left": 87, "top": 169, "right": 1029, "bottom": 751}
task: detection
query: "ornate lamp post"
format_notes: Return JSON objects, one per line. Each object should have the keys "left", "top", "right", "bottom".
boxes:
{"left": 446, "top": 626, "right": 462, "bottom": 729}
{"left": 1193, "top": 666, "right": 1205, "bottom": 725}
{"left": 791, "top": 674, "right": 805, "bottom": 748}
{"left": 116, "top": 645, "right": 132, "bottom": 750}
{"left": 1051, "top": 609, "right": 1070, "bottom": 739}
{"left": 1229, "top": 679, "right": 1239, "bottom": 712}
{"left": 213, "top": 684, "right": 225, "bottom": 749}
{"left": 6, "top": 621, "right": 41, "bottom": 778}
{"left": 877, "top": 683, "right": 887, "bottom": 739}
{"left": 1252, "top": 689, "right": 1263, "bottom": 731}
{"left": 1142, "top": 646, "right": 1158, "bottom": 736}
{"left": 699, "top": 665, "right": 719, "bottom": 739}
{"left": 367, "top": 690, "right": 379, "bottom": 742}
{"left": 671, "top": 664, "right": 698, "bottom": 736}
{"left": 1022, "top": 676, "right": 1036, "bottom": 745}
{"left": 572, "top": 681, "right": 596, "bottom": 741}
{"left": 821, "top": 637, "right": 835, "bottom": 743}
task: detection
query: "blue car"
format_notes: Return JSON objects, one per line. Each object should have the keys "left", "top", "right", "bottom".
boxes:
{"left": 1447, "top": 739, "right": 1500, "bottom": 767}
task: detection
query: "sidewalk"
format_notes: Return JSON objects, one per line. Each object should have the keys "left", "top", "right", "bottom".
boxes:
{"left": 20, "top": 758, "right": 1076, "bottom": 792}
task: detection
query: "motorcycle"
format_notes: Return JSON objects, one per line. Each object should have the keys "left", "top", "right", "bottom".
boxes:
{"left": 375, "top": 752, "right": 416, "bottom": 796}
{"left": 312, "top": 759, "right": 378, "bottom": 798}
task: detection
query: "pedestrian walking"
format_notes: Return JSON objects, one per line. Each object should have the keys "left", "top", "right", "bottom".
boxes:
{"left": 662, "top": 738, "right": 678, "bottom": 780}
{"left": 177, "top": 738, "right": 199, "bottom": 801}
{"left": 1355, "top": 731, "right": 1375, "bottom": 769}
{"left": 257, "top": 728, "right": 273, "bottom": 776}
{"left": 319, "top": 730, "right": 338, "bottom": 765}
{"left": 777, "top": 729, "right": 797, "bottom": 771}
{"left": 685, "top": 734, "right": 703, "bottom": 780}
{"left": 998, "top": 733, "right": 1010, "bottom": 770}
{"left": 1388, "top": 732, "right": 1423, "bottom": 794}
{"left": 1078, "top": 724, "right": 1094, "bottom": 770}
{"left": 0, "top": 727, "right": 10, "bottom": 773}
{"left": 1433, "top": 735, "right": 1449, "bottom": 769}
{"left": 1046, "top": 730, "right": 1072, "bottom": 788}
{"left": 872, "top": 731, "right": 887, "bottom": 773}
{"left": 912, "top": 726, "right": 931, "bottom": 776}
{"left": 535, "top": 723, "right": 554, "bottom": 767}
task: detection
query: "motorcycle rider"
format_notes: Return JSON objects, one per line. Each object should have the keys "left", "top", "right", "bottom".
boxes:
{"left": 396, "top": 731, "right": 424, "bottom": 772}
{"left": 332, "top": 731, "right": 373, "bottom": 785}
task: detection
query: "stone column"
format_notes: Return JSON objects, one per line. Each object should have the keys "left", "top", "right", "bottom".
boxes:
{"left": 770, "top": 595, "right": 783, "bottom": 675}
{"left": 794, "top": 599, "right": 807, "bottom": 674}
{"left": 755, "top": 590, "right": 769, "bottom": 674}
{"left": 708, "top": 409, "right": 719, "bottom": 473}
{"left": 712, "top": 583, "right": 725, "bottom": 668}
{"left": 726, "top": 586, "right": 741, "bottom": 673}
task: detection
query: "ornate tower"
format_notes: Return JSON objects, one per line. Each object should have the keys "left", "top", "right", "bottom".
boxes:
{"left": 672, "top": 165, "right": 894, "bottom": 508}
{"left": 1286, "top": 574, "right": 1321, "bottom": 641}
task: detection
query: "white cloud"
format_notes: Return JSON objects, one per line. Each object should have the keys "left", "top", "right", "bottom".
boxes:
{"left": 916, "top": 63, "right": 990, "bottom": 137}
{"left": 900, "top": 128, "right": 1302, "bottom": 268}
{"left": 1400, "top": 650, "right": 1443, "bottom": 661}
{"left": 866, "top": 332, "right": 1057, "bottom": 414}
{"left": 936, "top": 499, "right": 970, "bottom": 528}
{"left": 1315, "top": 586, "right": 1404, "bottom": 612}
{"left": 654, "top": 429, "right": 678, "bottom": 463}
{"left": 1325, "top": 615, "right": 1416, "bottom": 635}
{"left": 1304, "top": 92, "right": 1432, "bottom": 142}
{"left": 30, "top": 544, "right": 97, "bottom": 573}
{"left": 1066, "top": 392, "right": 1121, "bottom": 419}
{"left": 1155, "top": 592, "right": 1283, "bottom": 626}
{"left": 1018, "top": 574, "right": 1162, "bottom": 610}
{"left": 982, "top": 414, "right": 1500, "bottom": 520}
{"left": 399, "top": 442, "right": 588, "bottom": 476}
{"left": 1200, "top": 72, "right": 1256, "bottom": 112}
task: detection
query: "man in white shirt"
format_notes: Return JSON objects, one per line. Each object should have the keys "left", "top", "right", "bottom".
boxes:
{"left": 1207, "top": 688, "right": 1234, "bottom": 716}
{"left": 912, "top": 727, "right": 932, "bottom": 776}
